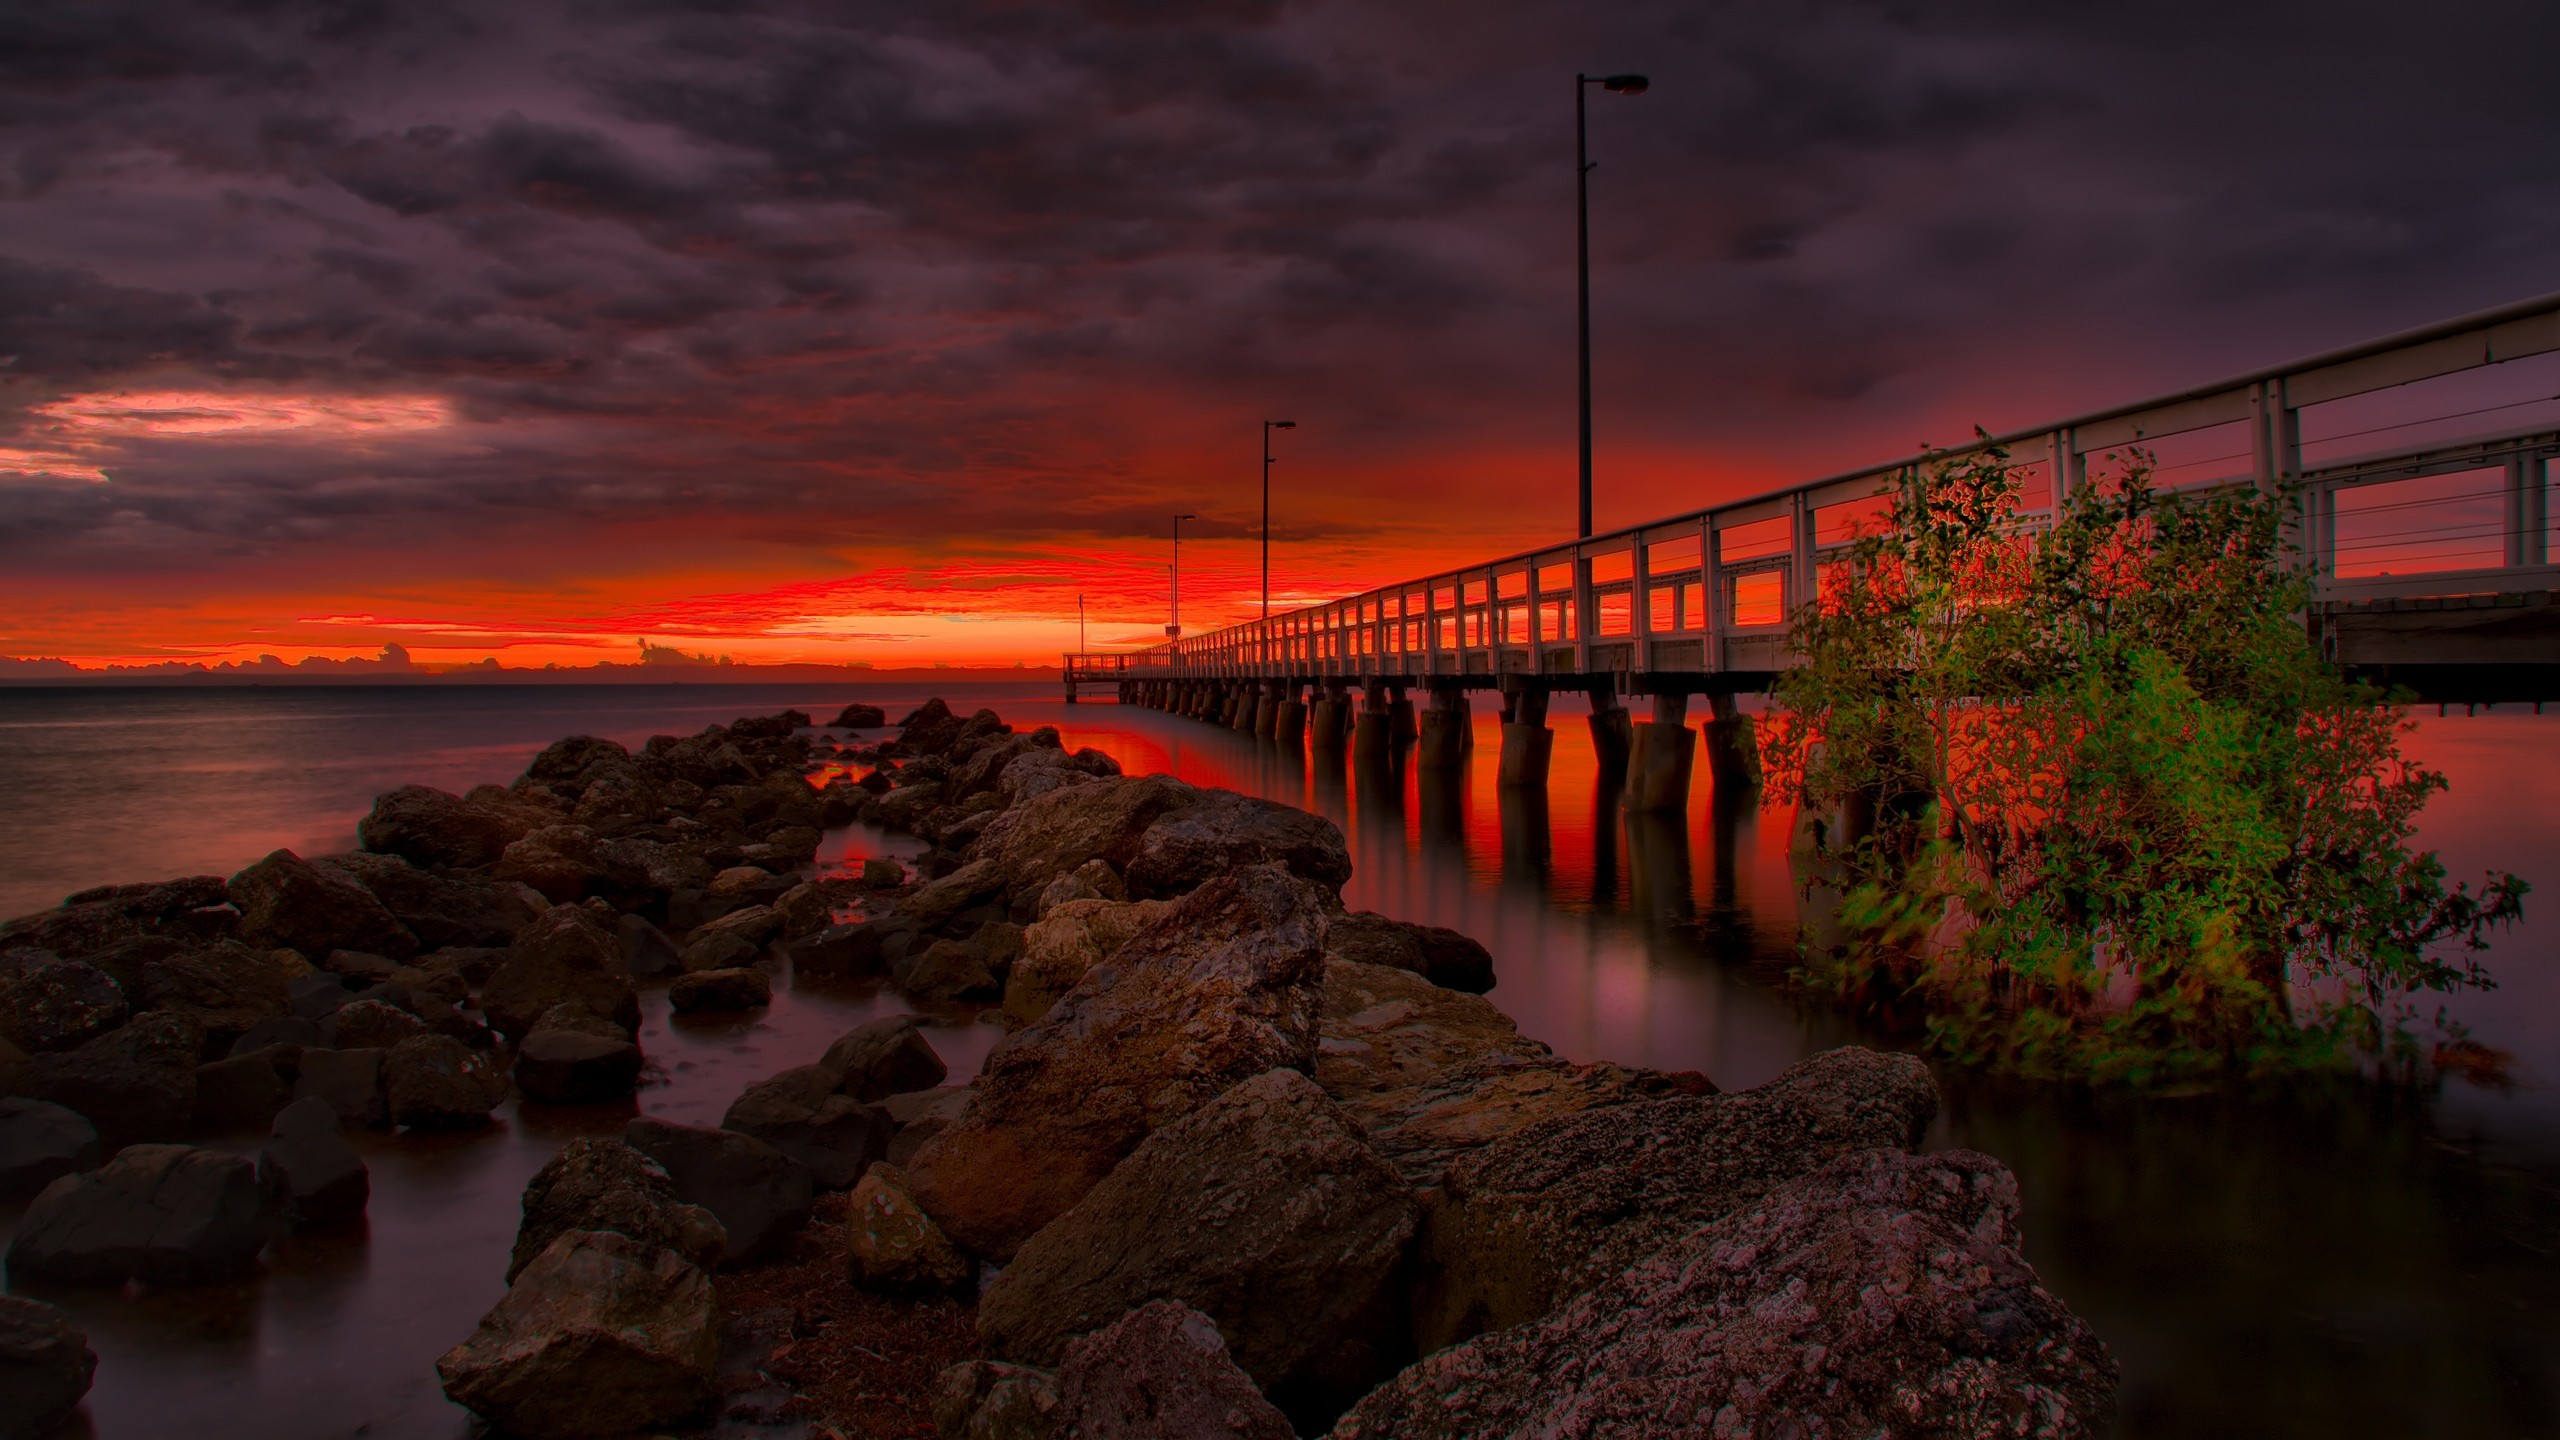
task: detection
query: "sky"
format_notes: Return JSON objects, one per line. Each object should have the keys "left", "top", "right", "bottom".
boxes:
{"left": 5, "top": 0, "right": 2559, "bottom": 669}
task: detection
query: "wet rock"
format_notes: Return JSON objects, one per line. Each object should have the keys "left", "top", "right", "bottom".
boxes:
{"left": 437, "top": 1227, "right": 720, "bottom": 1440}
{"left": 515, "top": 1028, "right": 644, "bottom": 1105}
{"left": 617, "top": 913, "right": 683, "bottom": 979}
{"left": 510, "top": 1137, "right": 725, "bottom": 1282}
{"left": 322, "top": 852, "right": 539, "bottom": 949}
{"left": 481, "top": 904, "right": 638, "bottom": 1038}
{"left": 0, "top": 1099, "right": 99, "bottom": 1198}
{"left": 383, "top": 1034, "right": 507, "bottom": 1129}
{"left": 490, "top": 824, "right": 604, "bottom": 904}
{"left": 906, "top": 865, "right": 1330, "bottom": 1261}
{"left": 328, "top": 996, "right": 428, "bottom": 1050}
{"left": 1123, "top": 788, "right": 1354, "bottom": 900}
{"left": 292, "top": 1046, "right": 388, "bottom": 1128}
{"left": 710, "top": 865, "right": 796, "bottom": 904}
{"left": 721, "top": 1066, "right": 893, "bottom": 1190}
{"left": 0, "top": 1295, "right": 96, "bottom": 1440}
{"left": 678, "top": 909, "right": 776, "bottom": 973}
{"left": 191, "top": 1046, "right": 294, "bottom": 1131}
{"left": 12, "top": 1011, "right": 202, "bottom": 1143}
{"left": 821, "top": 1015, "right": 949, "bottom": 1101}
{"left": 885, "top": 1085, "right": 974, "bottom": 1167}
{"left": 846, "top": 1162, "right": 973, "bottom": 1296}
{"left": 230, "top": 848, "right": 419, "bottom": 959}
{"left": 932, "top": 1359, "right": 1061, "bottom": 1440}
{"left": 981, "top": 1070, "right": 1415, "bottom": 1395}
{"left": 0, "top": 958, "right": 127, "bottom": 1053}
{"left": 359, "top": 784, "right": 536, "bottom": 870}
{"left": 773, "top": 882, "right": 833, "bottom": 939}
{"left": 1005, "top": 899, "right": 1174, "bottom": 1029}
{"left": 860, "top": 856, "right": 906, "bottom": 888}
{"left": 896, "top": 858, "right": 1007, "bottom": 933}
{"left": 7, "top": 1144, "right": 274, "bottom": 1285}
{"left": 623, "top": 1118, "right": 812, "bottom": 1265}
{"left": 895, "top": 938, "right": 1000, "bottom": 1001}
{"left": 260, "top": 1096, "right": 369, "bottom": 1230}
{"left": 833, "top": 702, "right": 887, "bottom": 729}
{"left": 1324, "top": 911, "right": 1497, "bottom": 994}
{"left": 668, "top": 966, "right": 772, "bottom": 1014}
{"left": 788, "top": 919, "right": 889, "bottom": 977}
{"left": 1053, "top": 1300, "right": 1295, "bottom": 1440}
{"left": 1333, "top": 1148, "right": 2119, "bottom": 1440}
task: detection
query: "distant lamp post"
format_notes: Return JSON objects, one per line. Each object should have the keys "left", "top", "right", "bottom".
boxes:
{"left": 1168, "top": 514, "right": 1198, "bottom": 638}
{"left": 1577, "top": 71, "right": 1648, "bottom": 540}
{"left": 1262, "top": 419, "right": 1297, "bottom": 619}
{"left": 1078, "top": 592, "right": 1086, "bottom": 654}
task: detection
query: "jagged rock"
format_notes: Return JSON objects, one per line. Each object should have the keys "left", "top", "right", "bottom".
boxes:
{"left": 846, "top": 1162, "right": 973, "bottom": 1296}
{"left": 0, "top": 1099, "right": 99, "bottom": 1198}
{"left": 261, "top": 1095, "right": 369, "bottom": 1230}
{"left": 0, "top": 959, "right": 127, "bottom": 1053}
{"left": 191, "top": 1046, "right": 293, "bottom": 1131}
{"left": 668, "top": 966, "right": 772, "bottom": 1013}
{"left": 360, "top": 785, "right": 535, "bottom": 869}
{"left": 1334, "top": 1052, "right": 1705, "bottom": 1192}
{"left": 896, "top": 859, "right": 1006, "bottom": 934}
{"left": 329, "top": 996, "right": 428, "bottom": 1050}
{"left": 833, "top": 702, "right": 887, "bottom": 729}
{"left": 885, "top": 1085, "right": 974, "bottom": 1167}
{"left": 510, "top": 1138, "right": 725, "bottom": 1282}
{"left": 135, "top": 943, "right": 296, "bottom": 1053}
{"left": 1314, "top": 959, "right": 1545, "bottom": 1108}
{"left": 481, "top": 904, "right": 637, "bottom": 1038}
{"left": 12, "top": 1011, "right": 202, "bottom": 1143}
{"left": 623, "top": 1118, "right": 813, "bottom": 1265}
{"left": 1332, "top": 1149, "right": 2118, "bottom": 1440}
{"left": 721, "top": 1066, "right": 893, "bottom": 1190}
{"left": 323, "top": 852, "right": 539, "bottom": 949}
{"left": 976, "top": 776, "right": 1197, "bottom": 910}
{"left": 981, "top": 1070, "right": 1415, "bottom": 1395}
{"left": 712, "top": 865, "right": 796, "bottom": 904}
{"left": 1005, "top": 899, "right": 1174, "bottom": 1029}
{"left": 292, "top": 1047, "right": 388, "bottom": 1128}
{"left": 996, "top": 749, "right": 1089, "bottom": 805}
{"left": 230, "top": 849, "right": 418, "bottom": 959}
{"left": 895, "top": 938, "right": 1000, "bottom": 1001}
{"left": 7, "top": 1144, "right": 274, "bottom": 1284}
{"left": 1324, "top": 911, "right": 1496, "bottom": 993}
{"left": 491, "top": 824, "right": 604, "bottom": 904}
{"left": 593, "top": 836, "right": 713, "bottom": 906}
{"left": 1412, "top": 1047, "right": 1935, "bottom": 1352}
{"left": 524, "top": 734, "right": 632, "bottom": 792}
{"left": 933, "top": 1359, "right": 1061, "bottom": 1440}
{"left": 1053, "top": 1301, "right": 1294, "bottom": 1440}
{"left": 515, "top": 1027, "right": 644, "bottom": 1104}
{"left": 383, "top": 1035, "right": 507, "bottom": 1129}
{"left": 907, "top": 865, "right": 1329, "bottom": 1261}
{"left": 1123, "top": 788, "right": 1354, "bottom": 900}
{"left": 437, "top": 1228, "right": 720, "bottom": 1440}
{"left": 0, "top": 1295, "right": 96, "bottom": 1440}
{"left": 618, "top": 913, "right": 683, "bottom": 979}
{"left": 1, "top": 877, "right": 234, "bottom": 964}
{"left": 820, "top": 1015, "right": 949, "bottom": 1100}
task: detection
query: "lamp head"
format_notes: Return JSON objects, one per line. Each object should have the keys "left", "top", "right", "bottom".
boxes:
{"left": 1271, "top": 419, "right": 1297, "bottom": 429}
{"left": 1602, "top": 73, "right": 1649, "bottom": 95}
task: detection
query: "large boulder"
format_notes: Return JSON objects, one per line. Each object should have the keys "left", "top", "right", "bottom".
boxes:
{"left": 322, "top": 852, "right": 539, "bottom": 950}
{"left": 515, "top": 1026, "right": 644, "bottom": 1105}
{"left": 523, "top": 734, "right": 632, "bottom": 792}
{"left": 1124, "top": 789, "right": 1354, "bottom": 900}
{"left": 191, "top": 1047, "right": 294, "bottom": 1131}
{"left": 1332, "top": 1052, "right": 1691, "bottom": 1192}
{"left": 328, "top": 997, "right": 427, "bottom": 1051}
{"left": 229, "top": 849, "right": 418, "bottom": 959}
{"left": 819, "top": 1015, "right": 948, "bottom": 1100}
{"left": 490, "top": 825, "right": 604, "bottom": 904}
{"left": 678, "top": 904, "right": 780, "bottom": 972}
{"left": 437, "top": 1228, "right": 720, "bottom": 1440}
{"left": 6, "top": 1144, "right": 274, "bottom": 1285}
{"left": 509, "top": 1137, "right": 724, "bottom": 1282}
{"left": 134, "top": 943, "right": 295, "bottom": 1052}
{"left": 845, "top": 1162, "right": 973, "bottom": 1297}
{"left": 1004, "top": 899, "right": 1174, "bottom": 1029}
{"left": 1313, "top": 960, "right": 1545, "bottom": 1106}
{"left": 1332, "top": 1149, "right": 2119, "bottom": 1440}
{"left": 978, "top": 775, "right": 1199, "bottom": 909}
{"left": 721, "top": 1065, "right": 893, "bottom": 1190}
{"left": 1324, "top": 911, "right": 1496, "bottom": 994}
{"left": 11, "top": 1011, "right": 202, "bottom": 1143}
{"left": 0, "top": 1099, "right": 100, "bottom": 1198}
{"left": 260, "top": 1095, "right": 369, "bottom": 1230}
{"left": 623, "top": 1118, "right": 813, "bottom": 1265}
{"left": 292, "top": 1046, "right": 388, "bottom": 1128}
{"left": 359, "top": 785, "right": 535, "bottom": 870}
{"left": 668, "top": 966, "right": 772, "bottom": 1014}
{"left": 383, "top": 1034, "right": 508, "bottom": 1129}
{"left": 0, "top": 1296, "right": 96, "bottom": 1440}
{"left": 480, "top": 904, "right": 638, "bottom": 1038}
{"left": 905, "top": 865, "right": 1331, "bottom": 1261}
{"left": 0, "top": 958, "right": 127, "bottom": 1053}
{"left": 832, "top": 702, "right": 887, "bottom": 729}
{"left": 1051, "top": 1301, "right": 1294, "bottom": 1440}
{"left": 980, "top": 1070, "right": 1415, "bottom": 1396}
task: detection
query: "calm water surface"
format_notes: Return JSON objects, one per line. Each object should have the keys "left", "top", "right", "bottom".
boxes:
{"left": 2, "top": 682, "right": 2555, "bottom": 1439}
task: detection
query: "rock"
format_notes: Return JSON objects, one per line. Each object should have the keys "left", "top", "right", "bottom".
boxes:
{"left": 383, "top": 1034, "right": 507, "bottom": 1129}
{"left": 933, "top": 1359, "right": 1062, "bottom": 1440}
{"left": 593, "top": 835, "right": 714, "bottom": 906}
{"left": 12, "top": 1011, "right": 202, "bottom": 1143}
{"left": 860, "top": 856, "right": 906, "bottom": 888}
{"left": 1313, "top": 961, "right": 1546, "bottom": 1108}
{"left": 907, "top": 864, "right": 1330, "bottom": 1261}
{"left": 1124, "top": 788, "right": 1355, "bottom": 900}
{"left": 618, "top": 913, "right": 683, "bottom": 979}
{"left": 896, "top": 858, "right": 1006, "bottom": 933}
{"left": 437, "top": 1228, "right": 720, "bottom": 1440}
{"left": 833, "top": 702, "right": 888, "bottom": 729}
{"left": 491, "top": 824, "right": 604, "bottom": 904}
{"left": 789, "top": 919, "right": 889, "bottom": 977}
{"left": 1052, "top": 1300, "right": 1294, "bottom": 1440}
{"left": 323, "top": 852, "right": 539, "bottom": 949}
{"left": 360, "top": 784, "right": 536, "bottom": 869}
{"left": 509, "top": 1137, "right": 726, "bottom": 1282}
{"left": 623, "top": 1118, "right": 813, "bottom": 1265}
{"left": 721, "top": 1066, "right": 893, "bottom": 1190}
{"left": 773, "top": 882, "right": 833, "bottom": 938}
{"left": 846, "top": 1162, "right": 973, "bottom": 1296}
{"left": 977, "top": 775, "right": 1198, "bottom": 910}
{"left": 230, "top": 848, "right": 418, "bottom": 959}
{"left": 710, "top": 865, "right": 791, "bottom": 902}
{"left": 0, "top": 1296, "right": 96, "bottom": 1440}
{"left": 481, "top": 904, "right": 638, "bottom": 1038}
{"left": 1325, "top": 911, "right": 1496, "bottom": 994}
{"left": 533, "top": 1001, "right": 630, "bottom": 1040}
{"left": 885, "top": 1085, "right": 974, "bottom": 1167}
{"left": 328, "top": 996, "right": 428, "bottom": 1050}
{"left": 0, "top": 959, "right": 128, "bottom": 1053}
{"left": 191, "top": 1047, "right": 293, "bottom": 1131}
{"left": 1335, "top": 1052, "right": 1697, "bottom": 1193}
{"left": 677, "top": 930, "right": 760, "bottom": 974}
{"left": 229, "top": 1014, "right": 327, "bottom": 1056}
{"left": 668, "top": 966, "right": 773, "bottom": 1013}
{"left": 820, "top": 1015, "right": 948, "bottom": 1100}
{"left": 261, "top": 1095, "right": 369, "bottom": 1230}
{"left": 6, "top": 1144, "right": 274, "bottom": 1284}
{"left": 895, "top": 938, "right": 1000, "bottom": 1001}
{"left": 1332, "top": 1149, "right": 2119, "bottom": 1440}
{"left": 1412, "top": 1047, "right": 1936, "bottom": 1352}
{"left": 133, "top": 943, "right": 295, "bottom": 1053}
{"left": 515, "top": 1028, "right": 644, "bottom": 1105}
{"left": 0, "top": 1099, "right": 99, "bottom": 1198}
{"left": 524, "top": 734, "right": 632, "bottom": 791}
{"left": 981, "top": 1070, "right": 1414, "bottom": 1396}
{"left": 292, "top": 1047, "right": 389, "bottom": 1128}
{"left": 1005, "top": 899, "right": 1174, "bottom": 1029}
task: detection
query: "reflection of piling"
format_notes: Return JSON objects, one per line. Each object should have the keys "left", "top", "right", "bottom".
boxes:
{"left": 1497, "top": 680, "right": 1553, "bottom": 788}
{"left": 1702, "top": 692, "right": 1760, "bottom": 800}
{"left": 1627, "top": 808, "right": 1696, "bottom": 928}
{"left": 1418, "top": 684, "right": 1471, "bottom": 769}
{"left": 1629, "top": 692, "right": 1697, "bottom": 813}
{"left": 1418, "top": 764, "right": 1464, "bottom": 848}
{"left": 1275, "top": 684, "right": 1308, "bottom": 745}
{"left": 1500, "top": 779, "right": 1552, "bottom": 883}
{"left": 1586, "top": 675, "right": 1633, "bottom": 775}
{"left": 1353, "top": 681, "right": 1391, "bottom": 766}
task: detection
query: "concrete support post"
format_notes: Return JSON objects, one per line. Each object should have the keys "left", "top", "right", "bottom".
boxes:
{"left": 1629, "top": 691, "right": 1695, "bottom": 812}
{"left": 1253, "top": 683, "right": 1279, "bottom": 738}
{"left": 1275, "top": 683, "right": 1309, "bottom": 746}
{"left": 1587, "top": 674, "right": 1633, "bottom": 773}
{"left": 1702, "top": 691, "right": 1759, "bottom": 797}
{"left": 1231, "top": 682, "right": 1257, "bottom": 733}
{"left": 1388, "top": 683, "right": 1418, "bottom": 745}
{"left": 1498, "top": 680, "right": 1553, "bottom": 788}
{"left": 1311, "top": 680, "right": 1349, "bottom": 753}
{"left": 1353, "top": 680, "right": 1392, "bottom": 764}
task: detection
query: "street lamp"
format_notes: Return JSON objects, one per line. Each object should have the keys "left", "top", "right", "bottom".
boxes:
{"left": 1578, "top": 71, "right": 1648, "bottom": 540}
{"left": 1262, "top": 419, "right": 1296, "bottom": 619}
{"left": 1168, "top": 514, "right": 1198, "bottom": 638}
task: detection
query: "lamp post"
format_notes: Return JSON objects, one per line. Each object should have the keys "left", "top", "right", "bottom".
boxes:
{"left": 1262, "top": 419, "right": 1296, "bottom": 619}
{"left": 1169, "top": 514, "right": 1197, "bottom": 639}
{"left": 1577, "top": 71, "right": 1648, "bottom": 540}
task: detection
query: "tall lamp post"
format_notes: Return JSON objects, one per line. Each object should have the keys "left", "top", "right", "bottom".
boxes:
{"left": 1577, "top": 71, "right": 1648, "bottom": 540}
{"left": 1262, "top": 419, "right": 1296, "bottom": 619}
{"left": 1168, "top": 514, "right": 1198, "bottom": 639}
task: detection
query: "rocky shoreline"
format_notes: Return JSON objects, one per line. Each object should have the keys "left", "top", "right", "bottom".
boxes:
{"left": 0, "top": 699, "right": 2118, "bottom": 1439}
